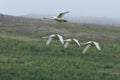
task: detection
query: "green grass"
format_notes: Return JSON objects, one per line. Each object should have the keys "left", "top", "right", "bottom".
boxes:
{"left": 0, "top": 35, "right": 120, "bottom": 80}
{"left": 0, "top": 21, "right": 120, "bottom": 80}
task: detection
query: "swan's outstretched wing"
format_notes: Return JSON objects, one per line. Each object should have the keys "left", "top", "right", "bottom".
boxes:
{"left": 82, "top": 45, "right": 91, "bottom": 53}
{"left": 73, "top": 39, "right": 80, "bottom": 47}
{"left": 64, "top": 42, "right": 69, "bottom": 48}
{"left": 57, "top": 11, "right": 70, "bottom": 18}
{"left": 93, "top": 42, "right": 101, "bottom": 50}
{"left": 46, "top": 37, "right": 53, "bottom": 45}
{"left": 57, "top": 34, "right": 64, "bottom": 44}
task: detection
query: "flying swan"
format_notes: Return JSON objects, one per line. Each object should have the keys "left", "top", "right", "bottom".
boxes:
{"left": 64, "top": 38, "right": 80, "bottom": 48}
{"left": 43, "top": 34, "right": 64, "bottom": 45}
{"left": 81, "top": 41, "right": 101, "bottom": 53}
{"left": 43, "top": 11, "right": 70, "bottom": 22}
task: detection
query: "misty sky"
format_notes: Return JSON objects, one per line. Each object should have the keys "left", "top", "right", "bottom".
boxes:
{"left": 0, "top": 0, "right": 120, "bottom": 18}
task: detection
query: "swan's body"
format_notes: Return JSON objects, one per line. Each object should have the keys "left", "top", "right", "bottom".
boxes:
{"left": 43, "top": 34, "right": 64, "bottom": 45}
{"left": 64, "top": 38, "right": 80, "bottom": 48}
{"left": 44, "top": 11, "right": 70, "bottom": 22}
{"left": 81, "top": 41, "right": 101, "bottom": 53}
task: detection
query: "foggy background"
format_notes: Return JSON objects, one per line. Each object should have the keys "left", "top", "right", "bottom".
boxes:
{"left": 0, "top": 0, "right": 120, "bottom": 18}
{"left": 0, "top": 0, "right": 120, "bottom": 26}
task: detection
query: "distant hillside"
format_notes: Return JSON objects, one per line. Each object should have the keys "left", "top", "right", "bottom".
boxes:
{"left": 0, "top": 13, "right": 120, "bottom": 42}
{"left": 0, "top": 13, "right": 44, "bottom": 25}
{"left": 23, "top": 14, "right": 120, "bottom": 27}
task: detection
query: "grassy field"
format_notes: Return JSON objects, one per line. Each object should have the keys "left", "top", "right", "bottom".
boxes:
{"left": 0, "top": 18, "right": 120, "bottom": 80}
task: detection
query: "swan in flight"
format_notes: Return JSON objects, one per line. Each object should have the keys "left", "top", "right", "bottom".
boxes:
{"left": 64, "top": 38, "right": 80, "bottom": 48}
{"left": 43, "top": 34, "right": 64, "bottom": 45}
{"left": 81, "top": 41, "right": 101, "bottom": 53}
{"left": 43, "top": 11, "right": 70, "bottom": 22}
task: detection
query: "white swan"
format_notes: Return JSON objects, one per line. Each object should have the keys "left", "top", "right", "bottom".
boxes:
{"left": 43, "top": 11, "right": 70, "bottom": 22}
{"left": 64, "top": 38, "right": 80, "bottom": 48}
{"left": 43, "top": 34, "right": 64, "bottom": 45}
{"left": 81, "top": 41, "right": 101, "bottom": 53}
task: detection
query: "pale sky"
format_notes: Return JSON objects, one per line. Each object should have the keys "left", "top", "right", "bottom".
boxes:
{"left": 0, "top": 0, "right": 120, "bottom": 18}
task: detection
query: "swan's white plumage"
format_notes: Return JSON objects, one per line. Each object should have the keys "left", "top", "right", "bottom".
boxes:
{"left": 64, "top": 38, "right": 80, "bottom": 48}
{"left": 46, "top": 37, "right": 53, "bottom": 45}
{"left": 64, "top": 42, "right": 69, "bottom": 48}
{"left": 73, "top": 39, "right": 80, "bottom": 47}
{"left": 57, "top": 34, "right": 64, "bottom": 44}
{"left": 82, "top": 45, "right": 91, "bottom": 53}
{"left": 93, "top": 42, "right": 101, "bottom": 50}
